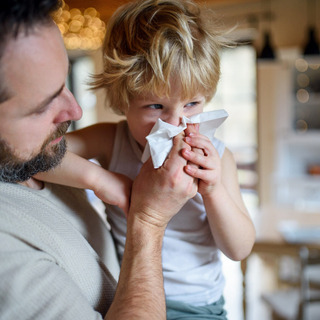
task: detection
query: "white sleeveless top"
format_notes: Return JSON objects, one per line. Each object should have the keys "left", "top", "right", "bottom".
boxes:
{"left": 106, "top": 121, "right": 226, "bottom": 306}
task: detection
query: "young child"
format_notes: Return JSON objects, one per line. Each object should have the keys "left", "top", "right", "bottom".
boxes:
{"left": 38, "top": 0, "right": 256, "bottom": 318}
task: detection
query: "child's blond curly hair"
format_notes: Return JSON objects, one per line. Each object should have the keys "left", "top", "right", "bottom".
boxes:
{"left": 91, "top": 0, "right": 231, "bottom": 115}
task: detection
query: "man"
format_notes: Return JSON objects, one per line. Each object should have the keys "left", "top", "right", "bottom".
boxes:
{"left": 0, "top": 0, "right": 197, "bottom": 319}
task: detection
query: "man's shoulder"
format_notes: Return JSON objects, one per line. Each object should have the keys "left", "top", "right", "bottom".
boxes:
{"left": 0, "top": 182, "right": 100, "bottom": 260}
{"left": 0, "top": 182, "right": 91, "bottom": 229}
{"left": 0, "top": 182, "right": 30, "bottom": 213}
{"left": 0, "top": 181, "right": 85, "bottom": 207}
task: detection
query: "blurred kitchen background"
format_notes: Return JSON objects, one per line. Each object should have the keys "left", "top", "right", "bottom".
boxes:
{"left": 54, "top": 0, "right": 320, "bottom": 319}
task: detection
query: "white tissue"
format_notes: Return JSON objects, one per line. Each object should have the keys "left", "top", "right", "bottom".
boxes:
{"left": 141, "top": 109, "right": 228, "bottom": 168}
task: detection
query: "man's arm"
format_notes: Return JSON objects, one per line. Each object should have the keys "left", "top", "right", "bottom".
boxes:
{"left": 105, "top": 133, "right": 197, "bottom": 319}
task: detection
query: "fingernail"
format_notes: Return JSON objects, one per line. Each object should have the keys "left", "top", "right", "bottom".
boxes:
{"left": 185, "top": 137, "right": 191, "bottom": 142}
{"left": 188, "top": 132, "right": 194, "bottom": 136}
{"left": 183, "top": 148, "right": 190, "bottom": 155}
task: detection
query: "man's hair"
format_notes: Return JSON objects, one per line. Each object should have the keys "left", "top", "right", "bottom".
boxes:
{"left": 91, "top": 0, "right": 232, "bottom": 115}
{"left": 0, "top": 0, "right": 62, "bottom": 103}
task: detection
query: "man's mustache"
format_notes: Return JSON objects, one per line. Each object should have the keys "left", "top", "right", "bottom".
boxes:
{"left": 42, "top": 121, "right": 71, "bottom": 150}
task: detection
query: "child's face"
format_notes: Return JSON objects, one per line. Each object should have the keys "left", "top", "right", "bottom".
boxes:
{"left": 125, "top": 87, "right": 205, "bottom": 149}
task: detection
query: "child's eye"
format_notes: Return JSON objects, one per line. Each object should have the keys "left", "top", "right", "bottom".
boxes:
{"left": 149, "top": 104, "right": 163, "bottom": 109}
{"left": 185, "top": 101, "right": 199, "bottom": 107}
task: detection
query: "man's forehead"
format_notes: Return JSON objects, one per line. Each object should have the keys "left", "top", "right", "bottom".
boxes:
{"left": 1, "top": 24, "right": 68, "bottom": 103}
{"left": 3, "top": 24, "right": 65, "bottom": 69}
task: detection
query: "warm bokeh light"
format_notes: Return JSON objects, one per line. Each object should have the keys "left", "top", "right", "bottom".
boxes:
{"left": 297, "top": 73, "right": 309, "bottom": 87}
{"left": 53, "top": 1, "right": 106, "bottom": 50}
{"left": 309, "top": 64, "right": 320, "bottom": 70}
{"left": 296, "top": 88, "right": 309, "bottom": 103}
{"left": 295, "top": 119, "right": 308, "bottom": 133}
{"left": 295, "top": 58, "right": 308, "bottom": 72}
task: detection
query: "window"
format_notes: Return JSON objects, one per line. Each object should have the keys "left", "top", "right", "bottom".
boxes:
{"left": 205, "top": 45, "right": 258, "bottom": 206}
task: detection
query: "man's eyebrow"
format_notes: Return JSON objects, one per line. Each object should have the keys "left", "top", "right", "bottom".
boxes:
{"left": 29, "top": 84, "right": 65, "bottom": 114}
{"left": 28, "top": 61, "right": 70, "bottom": 115}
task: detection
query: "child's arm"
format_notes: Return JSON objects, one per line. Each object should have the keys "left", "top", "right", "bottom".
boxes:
{"left": 64, "top": 122, "right": 117, "bottom": 165}
{"left": 35, "top": 122, "right": 132, "bottom": 215}
{"left": 35, "top": 151, "right": 132, "bottom": 215}
{"left": 182, "top": 124, "right": 256, "bottom": 261}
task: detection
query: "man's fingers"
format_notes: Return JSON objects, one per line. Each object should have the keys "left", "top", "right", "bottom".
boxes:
{"left": 164, "top": 133, "right": 189, "bottom": 169}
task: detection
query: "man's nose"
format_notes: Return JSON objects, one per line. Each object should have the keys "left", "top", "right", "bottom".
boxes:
{"left": 54, "top": 87, "right": 83, "bottom": 124}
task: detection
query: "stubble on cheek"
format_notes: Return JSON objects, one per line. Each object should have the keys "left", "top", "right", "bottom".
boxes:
{"left": 0, "top": 121, "right": 71, "bottom": 183}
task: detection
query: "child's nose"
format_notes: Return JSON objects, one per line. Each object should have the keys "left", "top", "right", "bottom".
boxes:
{"left": 163, "top": 112, "right": 182, "bottom": 127}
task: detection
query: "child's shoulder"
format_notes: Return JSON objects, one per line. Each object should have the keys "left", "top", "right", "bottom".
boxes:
{"left": 89, "top": 121, "right": 118, "bottom": 132}
{"left": 221, "top": 147, "right": 237, "bottom": 173}
{"left": 221, "top": 147, "right": 234, "bottom": 161}
{"left": 211, "top": 137, "right": 225, "bottom": 159}
{"left": 91, "top": 122, "right": 121, "bottom": 154}
{"left": 82, "top": 122, "right": 119, "bottom": 142}
{"left": 69, "top": 122, "right": 120, "bottom": 162}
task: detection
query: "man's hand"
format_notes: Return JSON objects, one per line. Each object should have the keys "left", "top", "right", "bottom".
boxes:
{"left": 129, "top": 132, "right": 197, "bottom": 228}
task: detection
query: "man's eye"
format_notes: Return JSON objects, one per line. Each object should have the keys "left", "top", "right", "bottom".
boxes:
{"left": 33, "top": 104, "right": 51, "bottom": 115}
{"left": 149, "top": 104, "right": 163, "bottom": 109}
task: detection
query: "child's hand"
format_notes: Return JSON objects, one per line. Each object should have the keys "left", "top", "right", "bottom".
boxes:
{"left": 94, "top": 171, "right": 133, "bottom": 217}
{"left": 184, "top": 123, "right": 203, "bottom": 172}
{"left": 182, "top": 124, "right": 222, "bottom": 197}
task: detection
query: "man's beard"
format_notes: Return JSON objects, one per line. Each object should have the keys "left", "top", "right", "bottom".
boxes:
{"left": 0, "top": 121, "right": 71, "bottom": 183}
